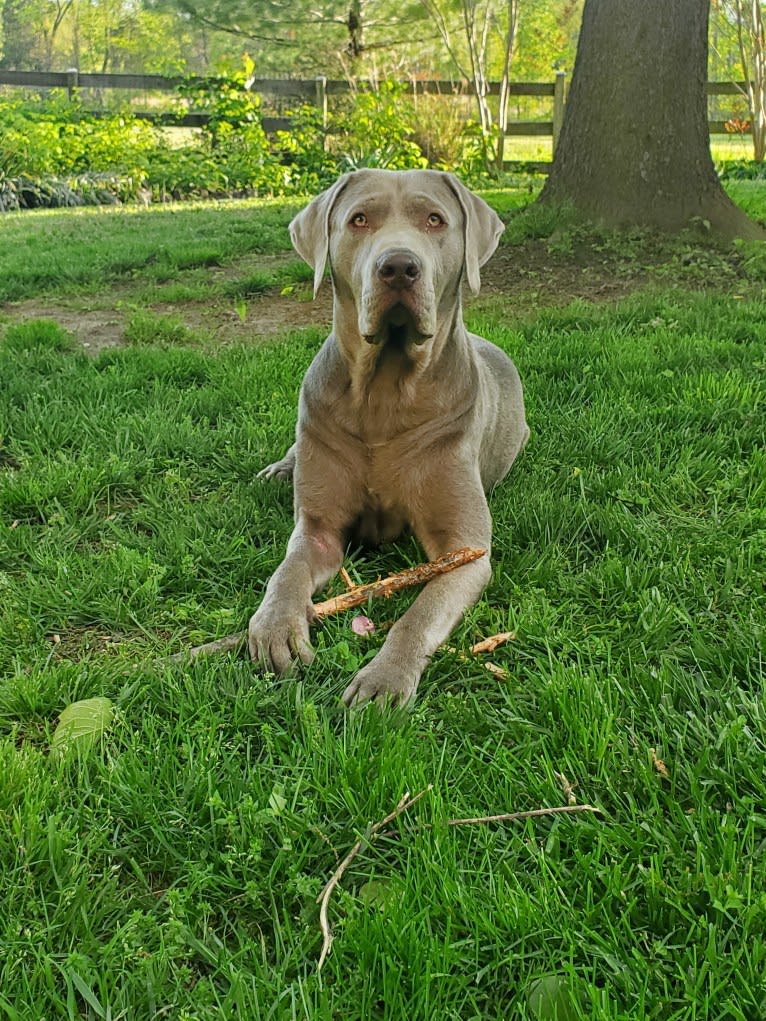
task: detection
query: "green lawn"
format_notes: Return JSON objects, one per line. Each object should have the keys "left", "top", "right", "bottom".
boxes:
{"left": 1, "top": 186, "right": 765, "bottom": 1020}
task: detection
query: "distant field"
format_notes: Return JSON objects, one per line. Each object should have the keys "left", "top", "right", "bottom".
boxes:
{"left": 492, "top": 133, "right": 759, "bottom": 166}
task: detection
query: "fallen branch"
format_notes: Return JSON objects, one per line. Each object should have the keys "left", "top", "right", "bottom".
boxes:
{"left": 312, "top": 547, "right": 486, "bottom": 617}
{"left": 164, "top": 547, "right": 486, "bottom": 665}
{"left": 445, "top": 803, "right": 600, "bottom": 827}
{"left": 316, "top": 785, "right": 433, "bottom": 970}
{"left": 317, "top": 795, "right": 600, "bottom": 970}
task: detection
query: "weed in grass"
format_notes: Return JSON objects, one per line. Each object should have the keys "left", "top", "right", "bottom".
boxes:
{"left": 124, "top": 308, "right": 210, "bottom": 346}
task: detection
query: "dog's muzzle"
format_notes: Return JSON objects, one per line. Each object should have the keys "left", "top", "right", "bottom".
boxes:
{"left": 361, "top": 248, "right": 434, "bottom": 345}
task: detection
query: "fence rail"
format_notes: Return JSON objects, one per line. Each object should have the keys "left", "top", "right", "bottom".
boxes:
{"left": 0, "top": 69, "right": 755, "bottom": 172}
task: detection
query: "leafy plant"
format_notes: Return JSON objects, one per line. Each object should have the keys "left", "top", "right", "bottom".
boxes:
{"left": 330, "top": 82, "right": 427, "bottom": 171}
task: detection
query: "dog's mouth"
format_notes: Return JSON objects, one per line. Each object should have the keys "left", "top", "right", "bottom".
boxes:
{"left": 363, "top": 303, "right": 433, "bottom": 347}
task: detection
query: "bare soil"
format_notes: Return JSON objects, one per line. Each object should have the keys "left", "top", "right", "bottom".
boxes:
{"left": 0, "top": 239, "right": 664, "bottom": 356}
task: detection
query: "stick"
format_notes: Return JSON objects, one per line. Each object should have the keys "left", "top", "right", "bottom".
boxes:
{"left": 311, "top": 547, "right": 486, "bottom": 616}
{"left": 442, "top": 630, "right": 516, "bottom": 680}
{"left": 469, "top": 631, "right": 515, "bottom": 655}
{"left": 317, "top": 797, "right": 600, "bottom": 969}
{"left": 445, "top": 803, "right": 600, "bottom": 827}
{"left": 376, "top": 801, "right": 601, "bottom": 842}
{"left": 316, "top": 785, "right": 433, "bottom": 970}
{"left": 164, "top": 547, "right": 486, "bottom": 665}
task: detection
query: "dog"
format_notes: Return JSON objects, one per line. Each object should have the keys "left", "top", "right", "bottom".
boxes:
{"left": 248, "top": 168, "right": 529, "bottom": 707}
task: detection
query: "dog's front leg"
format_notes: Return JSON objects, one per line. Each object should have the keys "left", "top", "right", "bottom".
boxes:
{"left": 342, "top": 486, "right": 493, "bottom": 708}
{"left": 248, "top": 514, "right": 343, "bottom": 674}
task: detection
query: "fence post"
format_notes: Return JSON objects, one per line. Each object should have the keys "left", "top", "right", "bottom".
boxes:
{"left": 66, "top": 67, "right": 79, "bottom": 101}
{"left": 552, "top": 70, "right": 566, "bottom": 156}
{"left": 315, "top": 75, "right": 328, "bottom": 128}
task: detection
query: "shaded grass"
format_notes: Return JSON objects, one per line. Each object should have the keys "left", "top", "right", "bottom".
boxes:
{"left": 1, "top": 275, "right": 765, "bottom": 1018}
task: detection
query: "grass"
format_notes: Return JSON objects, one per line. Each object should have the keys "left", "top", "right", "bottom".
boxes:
{"left": 1, "top": 184, "right": 765, "bottom": 1020}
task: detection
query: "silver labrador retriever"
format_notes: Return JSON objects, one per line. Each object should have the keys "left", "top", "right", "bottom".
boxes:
{"left": 248, "top": 168, "right": 528, "bottom": 707}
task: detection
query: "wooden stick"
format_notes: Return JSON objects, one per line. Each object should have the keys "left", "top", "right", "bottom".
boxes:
{"left": 311, "top": 547, "right": 486, "bottom": 617}
{"left": 443, "top": 630, "right": 516, "bottom": 680}
{"left": 316, "top": 785, "right": 433, "bottom": 970}
{"left": 445, "top": 803, "right": 600, "bottom": 827}
{"left": 318, "top": 797, "right": 600, "bottom": 969}
{"left": 377, "top": 801, "right": 601, "bottom": 840}
{"left": 470, "top": 631, "right": 516, "bottom": 655}
{"left": 164, "top": 547, "right": 486, "bottom": 665}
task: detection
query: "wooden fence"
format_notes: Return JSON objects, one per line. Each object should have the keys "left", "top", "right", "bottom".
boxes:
{"left": 0, "top": 69, "right": 754, "bottom": 171}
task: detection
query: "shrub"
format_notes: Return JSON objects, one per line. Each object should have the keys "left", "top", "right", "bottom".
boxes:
{"left": 0, "top": 94, "right": 157, "bottom": 179}
{"left": 330, "top": 82, "right": 427, "bottom": 171}
{"left": 0, "top": 75, "right": 490, "bottom": 209}
{"left": 717, "top": 159, "right": 766, "bottom": 180}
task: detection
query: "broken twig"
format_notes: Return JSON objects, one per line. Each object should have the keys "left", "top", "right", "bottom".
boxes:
{"left": 318, "top": 796, "right": 601, "bottom": 969}
{"left": 443, "top": 630, "right": 516, "bottom": 680}
{"left": 164, "top": 547, "right": 486, "bottom": 665}
{"left": 445, "top": 803, "right": 600, "bottom": 827}
{"left": 470, "top": 631, "right": 516, "bottom": 655}
{"left": 311, "top": 547, "right": 486, "bottom": 616}
{"left": 316, "top": 785, "right": 433, "bottom": 970}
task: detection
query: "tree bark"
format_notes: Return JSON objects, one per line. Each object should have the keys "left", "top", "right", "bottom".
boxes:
{"left": 539, "top": 0, "right": 765, "bottom": 239}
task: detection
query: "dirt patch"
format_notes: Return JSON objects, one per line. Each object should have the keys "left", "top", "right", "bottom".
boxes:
{"left": 0, "top": 304, "right": 126, "bottom": 356}
{"left": 480, "top": 238, "right": 655, "bottom": 309}
{"left": 0, "top": 237, "right": 698, "bottom": 354}
{"left": 2, "top": 287, "right": 334, "bottom": 354}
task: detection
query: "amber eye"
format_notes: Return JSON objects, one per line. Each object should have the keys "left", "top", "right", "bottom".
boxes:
{"left": 351, "top": 212, "right": 368, "bottom": 227}
{"left": 427, "top": 212, "right": 445, "bottom": 227}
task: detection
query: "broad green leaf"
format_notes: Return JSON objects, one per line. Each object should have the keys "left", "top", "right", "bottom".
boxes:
{"left": 268, "top": 784, "right": 287, "bottom": 815}
{"left": 527, "top": 974, "right": 581, "bottom": 1021}
{"left": 50, "top": 697, "right": 113, "bottom": 758}
{"left": 359, "top": 878, "right": 398, "bottom": 910}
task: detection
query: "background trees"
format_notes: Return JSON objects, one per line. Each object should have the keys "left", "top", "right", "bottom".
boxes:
{"left": 539, "top": 0, "right": 764, "bottom": 239}
{"left": 0, "top": 0, "right": 583, "bottom": 77}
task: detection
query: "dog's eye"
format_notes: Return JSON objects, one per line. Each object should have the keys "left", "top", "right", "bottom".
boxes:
{"left": 351, "top": 212, "right": 368, "bottom": 227}
{"left": 427, "top": 212, "right": 445, "bottom": 227}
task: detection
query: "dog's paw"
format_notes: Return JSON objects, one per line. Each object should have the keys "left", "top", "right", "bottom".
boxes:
{"left": 248, "top": 604, "right": 313, "bottom": 675}
{"left": 257, "top": 452, "right": 295, "bottom": 482}
{"left": 342, "top": 658, "right": 419, "bottom": 710}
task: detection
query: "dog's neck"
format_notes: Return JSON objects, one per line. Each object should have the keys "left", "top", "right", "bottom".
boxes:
{"left": 331, "top": 297, "right": 471, "bottom": 423}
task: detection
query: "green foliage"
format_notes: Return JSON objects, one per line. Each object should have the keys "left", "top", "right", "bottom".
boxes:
{"left": 274, "top": 105, "right": 338, "bottom": 192}
{"left": 330, "top": 83, "right": 427, "bottom": 171}
{"left": 717, "top": 159, "right": 766, "bottom": 180}
{"left": 176, "top": 61, "right": 263, "bottom": 139}
{"left": 0, "top": 94, "right": 157, "bottom": 178}
{"left": 0, "top": 77, "right": 446, "bottom": 207}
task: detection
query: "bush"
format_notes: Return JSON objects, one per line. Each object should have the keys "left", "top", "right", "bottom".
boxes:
{"left": 330, "top": 82, "right": 427, "bottom": 171}
{"left": 0, "top": 94, "right": 157, "bottom": 178}
{"left": 717, "top": 159, "right": 766, "bottom": 180}
{"left": 0, "top": 75, "right": 488, "bottom": 209}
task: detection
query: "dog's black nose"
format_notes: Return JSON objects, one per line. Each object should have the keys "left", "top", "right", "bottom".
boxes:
{"left": 376, "top": 250, "right": 422, "bottom": 290}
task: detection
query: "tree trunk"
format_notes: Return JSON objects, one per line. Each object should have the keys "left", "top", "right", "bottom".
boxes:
{"left": 539, "top": 0, "right": 765, "bottom": 240}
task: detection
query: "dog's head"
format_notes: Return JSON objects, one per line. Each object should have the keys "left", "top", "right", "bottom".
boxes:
{"left": 289, "top": 169, "right": 504, "bottom": 347}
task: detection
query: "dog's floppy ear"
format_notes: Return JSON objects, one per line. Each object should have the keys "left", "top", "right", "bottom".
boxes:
{"left": 289, "top": 174, "right": 352, "bottom": 298}
{"left": 445, "top": 174, "right": 505, "bottom": 296}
